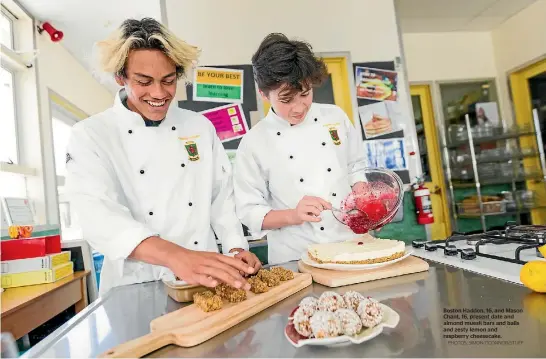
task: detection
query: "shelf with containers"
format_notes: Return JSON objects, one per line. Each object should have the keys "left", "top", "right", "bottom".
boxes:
{"left": 443, "top": 110, "right": 546, "bottom": 232}
{"left": 437, "top": 80, "right": 546, "bottom": 233}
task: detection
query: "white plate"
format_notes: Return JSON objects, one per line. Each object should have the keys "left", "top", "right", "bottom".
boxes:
{"left": 300, "top": 250, "right": 413, "bottom": 271}
{"left": 285, "top": 303, "right": 400, "bottom": 347}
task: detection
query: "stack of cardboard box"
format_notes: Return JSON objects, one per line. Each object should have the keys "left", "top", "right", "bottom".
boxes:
{"left": 1, "top": 234, "right": 74, "bottom": 288}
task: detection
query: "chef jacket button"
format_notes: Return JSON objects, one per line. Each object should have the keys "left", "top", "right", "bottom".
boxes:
{"left": 314, "top": 118, "right": 318, "bottom": 122}
{"left": 172, "top": 126, "right": 176, "bottom": 131}
{"left": 332, "top": 193, "right": 337, "bottom": 197}
{"left": 194, "top": 241, "right": 198, "bottom": 245}
{"left": 181, "top": 163, "right": 185, "bottom": 167}
{"left": 327, "top": 168, "right": 332, "bottom": 172}
{"left": 300, "top": 178, "right": 304, "bottom": 182}
{"left": 140, "top": 169, "right": 145, "bottom": 174}
{"left": 322, "top": 142, "right": 326, "bottom": 146}
{"left": 189, "top": 202, "right": 193, "bottom": 206}
{"left": 128, "top": 130, "right": 133, "bottom": 134}
{"left": 320, "top": 227, "right": 324, "bottom": 231}
{"left": 277, "top": 132, "right": 281, "bottom": 136}
{"left": 289, "top": 155, "right": 293, "bottom": 159}
{"left": 149, "top": 211, "right": 153, "bottom": 216}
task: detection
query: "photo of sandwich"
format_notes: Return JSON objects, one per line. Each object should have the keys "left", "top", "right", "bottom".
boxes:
{"left": 355, "top": 67, "right": 398, "bottom": 101}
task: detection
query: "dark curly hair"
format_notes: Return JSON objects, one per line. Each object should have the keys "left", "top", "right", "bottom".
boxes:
{"left": 251, "top": 33, "right": 328, "bottom": 97}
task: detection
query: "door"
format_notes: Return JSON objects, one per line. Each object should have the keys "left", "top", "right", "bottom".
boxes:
{"left": 411, "top": 85, "right": 451, "bottom": 240}
{"left": 509, "top": 58, "right": 546, "bottom": 225}
{"left": 262, "top": 56, "right": 355, "bottom": 123}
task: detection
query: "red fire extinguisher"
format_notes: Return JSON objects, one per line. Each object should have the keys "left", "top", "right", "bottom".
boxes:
{"left": 413, "top": 178, "right": 434, "bottom": 225}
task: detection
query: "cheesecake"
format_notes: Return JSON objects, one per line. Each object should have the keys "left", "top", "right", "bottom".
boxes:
{"left": 308, "top": 238, "right": 406, "bottom": 264}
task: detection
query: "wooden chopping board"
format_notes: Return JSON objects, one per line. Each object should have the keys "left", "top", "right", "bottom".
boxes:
{"left": 99, "top": 272, "right": 312, "bottom": 358}
{"left": 298, "top": 256, "right": 429, "bottom": 287}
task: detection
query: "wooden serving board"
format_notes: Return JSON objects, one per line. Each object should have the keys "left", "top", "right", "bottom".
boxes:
{"left": 297, "top": 256, "right": 429, "bottom": 287}
{"left": 99, "top": 272, "right": 312, "bottom": 358}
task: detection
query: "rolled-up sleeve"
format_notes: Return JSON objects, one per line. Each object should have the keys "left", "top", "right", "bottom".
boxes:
{"left": 233, "top": 143, "right": 272, "bottom": 240}
{"left": 65, "top": 124, "right": 157, "bottom": 262}
{"left": 209, "top": 133, "right": 249, "bottom": 254}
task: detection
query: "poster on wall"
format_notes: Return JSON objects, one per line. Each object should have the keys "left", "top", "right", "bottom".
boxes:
{"left": 200, "top": 104, "right": 249, "bottom": 143}
{"left": 193, "top": 67, "right": 244, "bottom": 103}
{"left": 475, "top": 102, "right": 500, "bottom": 127}
{"left": 358, "top": 101, "right": 405, "bottom": 138}
{"left": 363, "top": 138, "right": 407, "bottom": 171}
{"left": 355, "top": 66, "right": 398, "bottom": 101}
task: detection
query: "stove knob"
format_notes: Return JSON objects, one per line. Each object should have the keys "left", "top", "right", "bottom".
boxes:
{"left": 444, "top": 245, "right": 458, "bottom": 256}
{"left": 424, "top": 242, "right": 438, "bottom": 251}
{"left": 461, "top": 248, "right": 476, "bottom": 260}
{"left": 412, "top": 240, "right": 427, "bottom": 248}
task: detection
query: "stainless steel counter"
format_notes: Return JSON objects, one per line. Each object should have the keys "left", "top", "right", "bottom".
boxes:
{"left": 21, "top": 260, "right": 546, "bottom": 358}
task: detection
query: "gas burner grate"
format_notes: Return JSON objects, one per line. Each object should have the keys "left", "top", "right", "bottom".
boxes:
{"left": 413, "top": 222, "right": 545, "bottom": 263}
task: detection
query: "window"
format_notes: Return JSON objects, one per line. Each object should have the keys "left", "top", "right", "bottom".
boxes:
{"left": 0, "top": 11, "right": 13, "bottom": 49}
{"left": 52, "top": 116, "right": 76, "bottom": 177}
{"left": 51, "top": 104, "right": 80, "bottom": 235}
{"left": 0, "top": 172, "right": 26, "bottom": 198}
{"left": 1, "top": 66, "right": 18, "bottom": 164}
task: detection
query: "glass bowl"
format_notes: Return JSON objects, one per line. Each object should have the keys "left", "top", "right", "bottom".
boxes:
{"left": 330, "top": 168, "right": 404, "bottom": 233}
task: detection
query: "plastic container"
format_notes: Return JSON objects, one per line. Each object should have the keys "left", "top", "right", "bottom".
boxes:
{"left": 457, "top": 201, "right": 506, "bottom": 215}
{"left": 93, "top": 252, "right": 104, "bottom": 290}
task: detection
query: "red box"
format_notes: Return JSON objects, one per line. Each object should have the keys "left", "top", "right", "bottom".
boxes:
{"left": 0, "top": 235, "right": 61, "bottom": 261}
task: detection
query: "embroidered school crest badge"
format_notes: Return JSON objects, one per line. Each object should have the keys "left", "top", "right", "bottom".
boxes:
{"left": 185, "top": 141, "right": 200, "bottom": 161}
{"left": 329, "top": 128, "right": 341, "bottom": 145}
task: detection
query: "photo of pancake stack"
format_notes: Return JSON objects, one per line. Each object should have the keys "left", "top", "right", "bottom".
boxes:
{"left": 358, "top": 101, "right": 402, "bottom": 139}
{"left": 364, "top": 113, "right": 393, "bottom": 137}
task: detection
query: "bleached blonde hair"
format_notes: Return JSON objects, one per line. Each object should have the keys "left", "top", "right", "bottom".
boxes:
{"left": 96, "top": 18, "right": 200, "bottom": 80}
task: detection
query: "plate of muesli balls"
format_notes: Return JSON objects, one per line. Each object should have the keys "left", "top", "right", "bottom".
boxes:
{"left": 285, "top": 290, "right": 400, "bottom": 347}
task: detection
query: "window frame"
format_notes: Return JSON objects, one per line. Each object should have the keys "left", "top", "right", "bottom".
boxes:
{"left": 1, "top": 8, "right": 14, "bottom": 50}
{"left": 1, "top": 64, "right": 20, "bottom": 165}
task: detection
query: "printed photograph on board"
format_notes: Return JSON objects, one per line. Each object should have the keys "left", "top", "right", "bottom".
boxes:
{"left": 475, "top": 102, "right": 500, "bottom": 127}
{"left": 359, "top": 101, "right": 404, "bottom": 138}
{"left": 364, "top": 138, "right": 407, "bottom": 171}
{"left": 355, "top": 66, "right": 398, "bottom": 101}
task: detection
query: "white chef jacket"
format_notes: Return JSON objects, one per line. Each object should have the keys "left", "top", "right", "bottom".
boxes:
{"left": 65, "top": 89, "right": 248, "bottom": 295}
{"left": 233, "top": 103, "right": 366, "bottom": 265}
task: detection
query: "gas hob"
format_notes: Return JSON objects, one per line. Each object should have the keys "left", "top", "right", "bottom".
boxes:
{"left": 409, "top": 223, "right": 546, "bottom": 285}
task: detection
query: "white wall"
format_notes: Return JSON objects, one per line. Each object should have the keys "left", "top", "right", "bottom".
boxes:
{"left": 402, "top": 32, "right": 497, "bottom": 82}
{"left": 167, "top": 0, "right": 402, "bottom": 65}
{"left": 492, "top": 0, "right": 546, "bottom": 124}
{"left": 36, "top": 34, "right": 113, "bottom": 224}
{"left": 166, "top": 0, "right": 423, "bottom": 182}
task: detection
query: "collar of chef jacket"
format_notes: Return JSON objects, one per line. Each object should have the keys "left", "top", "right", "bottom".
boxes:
{"left": 112, "top": 88, "right": 179, "bottom": 128}
{"left": 264, "top": 102, "right": 317, "bottom": 128}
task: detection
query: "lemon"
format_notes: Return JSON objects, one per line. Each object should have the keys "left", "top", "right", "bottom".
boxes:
{"left": 539, "top": 244, "right": 546, "bottom": 258}
{"left": 520, "top": 261, "right": 546, "bottom": 293}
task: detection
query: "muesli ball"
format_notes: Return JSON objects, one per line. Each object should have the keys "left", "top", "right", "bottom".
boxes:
{"left": 357, "top": 297, "right": 383, "bottom": 328}
{"left": 318, "top": 291, "right": 346, "bottom": 312}
{"left": 310, "top": 311, "right": 342, "bottom": 338}
{"left": 335, "top": 308, "right": 363, "bottom": 336}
